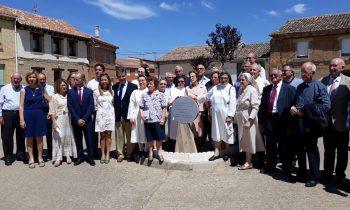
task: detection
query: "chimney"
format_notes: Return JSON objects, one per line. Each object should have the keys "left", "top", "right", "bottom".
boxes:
{"left": 94, "top": 25, "right": 100, "bottom": 38}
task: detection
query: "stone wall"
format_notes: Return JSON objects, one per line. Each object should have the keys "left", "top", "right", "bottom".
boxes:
{"left": 0, "top": 17, "right": 16, "bottom": 85}
{"left": 18, "top": 57, "right": 89, "bottom": 85}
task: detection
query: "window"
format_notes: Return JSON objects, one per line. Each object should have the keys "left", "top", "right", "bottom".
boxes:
{"left": 68, "top": 40, "right": 77, "bottom": 57}
{"left": 53, "top": 68, "right": 63, "bottom": 82}
{"left": 0, "top": 28, "right": 3, "bottom": 51}
{"left": 51, "top": 37, "right": 63, "bottom": 55}
{"left": 296, "top": 41, "right": 309, "bottom": 58}
{"left": 31, "top": 33, "right": 44, "bottom": 53}
{"left": 341, "top": 38, "right": 350, "bottom": 56}
{"left": 31, "top": 67, "right": 45, "bottom": 73}
{"left": 0, "top": 64, "right": 4, "bottom": 86}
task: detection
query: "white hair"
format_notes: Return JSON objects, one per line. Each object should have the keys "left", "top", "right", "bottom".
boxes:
{"left": 251, "top": 63, "right": 261, "bottom": 72}
{"left": 240, "top": 72, "right": 254, "bottom": 85}
{"left": 303, "top": 62, "right": 317, "bottom": 72}
{"left": 138, "top": 67, "right": 145, "bottom": 73}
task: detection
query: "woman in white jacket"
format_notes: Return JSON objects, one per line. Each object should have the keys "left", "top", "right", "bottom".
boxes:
{"left": 197, "top": 71, "right": 236, "bottom": 161}
{"left": 127, "top": 75, "right": 148, "bottom": 160}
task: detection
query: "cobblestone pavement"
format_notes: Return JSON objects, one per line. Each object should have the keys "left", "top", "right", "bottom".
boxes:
{"left": 0, "top": 140, "right": 349, "bottom": 209}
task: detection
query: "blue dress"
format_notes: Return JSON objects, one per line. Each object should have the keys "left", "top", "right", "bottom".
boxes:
{"left": 24, "top": 86, "right": 47, "bottom": 137}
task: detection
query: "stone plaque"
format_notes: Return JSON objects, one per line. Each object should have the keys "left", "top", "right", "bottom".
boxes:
{"left": 172, "top": 96, "right": 199, "bottom": 124}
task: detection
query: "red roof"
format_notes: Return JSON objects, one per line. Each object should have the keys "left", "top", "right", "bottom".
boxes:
{"left": 116, "top": 59, "right": 155, "bottom": 69}
{"left": 0, "top": 5, "right": 89, "bottom": 39}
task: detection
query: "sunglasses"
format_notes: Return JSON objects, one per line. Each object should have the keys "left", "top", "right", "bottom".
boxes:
{"left": 178, "top": 81, "right": 185, "bottom": 83}
{"left": 159, "top": 83, "right": 166, "bottom": 85}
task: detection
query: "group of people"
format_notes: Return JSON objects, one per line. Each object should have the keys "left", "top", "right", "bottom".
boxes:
{"left": 0, "top": 52, "right": 349, "bottom": 189}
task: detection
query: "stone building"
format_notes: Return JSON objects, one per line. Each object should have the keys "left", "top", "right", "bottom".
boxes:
{"left": 269, "top": 13, "right": 350, "bottom": 78}
{"left": 116, "top": 58, "right": 155, "bottom": 81}
{"left": 0, "top": 5, "right": 90, "bottom": 85}
{"left": 157, "top": 43, "right": 270, "bottom": 80}
{"left": 0, "top": 13, "right": 16, "bottom": 85}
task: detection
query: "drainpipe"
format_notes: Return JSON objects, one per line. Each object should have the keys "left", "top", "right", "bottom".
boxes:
{"left": 14, "top": 17, "right": 18, "bottom": 72}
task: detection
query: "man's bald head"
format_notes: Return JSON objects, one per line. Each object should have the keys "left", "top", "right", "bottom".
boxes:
{"left": 329, "top": 58, "right": 345, "bottom": 78}
{"left": 11, "top": 72, "right": 22, "bottom": 88}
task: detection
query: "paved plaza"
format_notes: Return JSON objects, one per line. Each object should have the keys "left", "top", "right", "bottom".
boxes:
{"left": 0, "top": 139, "right": 349, "bottom": 210}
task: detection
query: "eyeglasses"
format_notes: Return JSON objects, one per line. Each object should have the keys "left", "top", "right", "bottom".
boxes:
{"left": 178, "top": 81, "right": 185, "bottom": 83}
{"left": 220, "top": 77, "right": 228, "bottom": 79}
{"left": 197, "top": 67, "right": 204, "bottom": 70}
{"left": 246, "top": 57, "right": 253, "bottom": 59}
{"left": 159, "top": 83, "right": 166, "bottom": 85}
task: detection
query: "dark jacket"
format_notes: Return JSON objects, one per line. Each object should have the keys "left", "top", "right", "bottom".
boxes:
{"left": 259, "top": 82, "right": 296, "bottom": 128}
{"left": 67, "top": 86, "right": 94, "bottom": 124}
{"left": 112, "top": 82, "right": 138, "bottom": 122}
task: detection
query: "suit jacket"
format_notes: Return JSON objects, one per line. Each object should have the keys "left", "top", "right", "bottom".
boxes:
{"left": 67, "top": 86, "right": 94, "bottom": 124}
{"left": 321, "top": 74, "right": 350, "bottom": 132}
{"left": 112, "top": 82, "right": 138, "bottom": 122}
{"left": 258, "top": 82, "right": 296, "bottom": 128}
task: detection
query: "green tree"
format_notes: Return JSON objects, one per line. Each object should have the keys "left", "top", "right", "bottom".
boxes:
{"left": 206, "top": 24, "right": 242, "bottom": 67}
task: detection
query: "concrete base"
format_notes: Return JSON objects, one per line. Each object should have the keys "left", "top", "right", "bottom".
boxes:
{"left": 141, "top": 151, "right": 227, "bottom": 171}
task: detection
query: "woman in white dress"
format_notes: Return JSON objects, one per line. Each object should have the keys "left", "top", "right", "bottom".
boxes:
{"left": 251, "top": 63, "right": 269, "bottom": 96}
{"left": 94, "top": 73, "right": 115, "bottom": 164}
{"left": 236, "top": 73, "right": 265, "bottom": 170}
{"left": 197, "top": 71, "right": 236, "bottom": 161}
{"left": 49, "top": 79, "right": 77, "bottom": 167}
{"left": 127, "top": 75, "right": 148, "bottom": 160}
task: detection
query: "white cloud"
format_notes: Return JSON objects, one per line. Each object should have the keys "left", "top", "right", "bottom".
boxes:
{"left": 267, "top": 10, "right": 279, "bottom": 16}
{"left": 85, "top": 0, "right": 155, "bottom": 20}
{"left": 285, "top": 4, "right": 307, "bottom": 14}
{"left": 201, "top": 0, "right": 214, "bottom": 10}
{"left": 182, "top": 1, "right": 192, "bottom": 7}
{"left": 159, "top": 2, "right": 178, "bottom": 11}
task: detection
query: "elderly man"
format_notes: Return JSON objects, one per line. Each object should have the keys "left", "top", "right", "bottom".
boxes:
{"left": 291, "top": 62, "right": 330, "bottom": 187}
{"left": 131, "top": 67, "right": 145, "bottom": 87}
{"left": 282, "top": 64, "right": 303, "bottom": 88}
{"left": 0, "top": 73, "right": 25, "bottom": 165}
{"left": 258, "top": 69, "right": 296, "bottom": 177}
{"left": 196, "top": 64, "right": 210, "bottom": 86}
{"left": 246, "top": 52, "right": 266, "bottom": 79}
{"left": 87, "top": 63, "right": 105, "bottom": 159}
{"left": 320, "top": 58, "right": 350, "bottom": 187}
{"left": 173, "top": 65, "right": 190, "bottom": 87}
{"left": 112, "top": 69, "right": 138, "bottom": 162}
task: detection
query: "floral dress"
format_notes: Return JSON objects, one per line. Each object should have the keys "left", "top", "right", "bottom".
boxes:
{"left": 94, "top": 90, "right": 115, "bottom": 132}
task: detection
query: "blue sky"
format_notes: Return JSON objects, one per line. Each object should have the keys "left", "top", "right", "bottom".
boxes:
{"left": 3, "top": 0, "right": 350, "bottom": 59}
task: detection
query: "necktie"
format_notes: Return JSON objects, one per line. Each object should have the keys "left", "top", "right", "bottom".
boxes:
{"left": 78, "top": 88, "right": 83, "bottom": 105}
{"left": 118, "top": 83, "right": 125, "bottom": 102}
{"left": 268, "top": 85, "right": 277, "bottom": 113}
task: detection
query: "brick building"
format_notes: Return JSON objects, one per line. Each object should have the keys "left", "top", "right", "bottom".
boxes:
{"left": 116, "top": 58, "right": 155, "bottom": 81}
{"left": 0, "top": 13, "right": 16, "bottom": 85}
{"left": 269, "top": 13, "right": 350, "bottom": 78}
{"left": 0, "top": 5, "right": 90, "bottom": 85}
{"left": 87, "top": 26, "right": 118, "bottom": 82}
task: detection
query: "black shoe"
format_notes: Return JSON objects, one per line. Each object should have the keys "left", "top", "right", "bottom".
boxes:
{"left": 208, "top": 155, "right": 220, "bottom": 161}
{"left": 222, "top": 155, "right": 230, "bottom": 162}
{"left": 74, "top": 158, "right": 84, "bottom": 166}
{"left": 305, "top": 180, "right": 318, "bottom": 187}
{"left": 319, "top": 174, "right": 332, "bottom": 185}
{"left": 45, "top": 155, "right": 52, "bottom": 161}
{"left": 16, "top": 154, "right": 24, "bottom": 161}
{"left": 5, "top": 158, "right": 12, "bottom": 166}
{"left": 296, "top": 171, "right": 307, "bottom": 182}
{"left": 334, "top": 178, "right": 344, "bottom": 189}
{"left": 260, "top": 167, "right": 275, "bottom": 174}
{"left": 86, "top": 159, "right": 96, "bottom": 166}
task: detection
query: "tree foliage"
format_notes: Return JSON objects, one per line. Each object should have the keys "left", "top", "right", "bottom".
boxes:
{"left": 206, "top": 24, "right": 242, "bottom": 66}
{"left": 190, "top": 54, "right": 213, "bottom": 70}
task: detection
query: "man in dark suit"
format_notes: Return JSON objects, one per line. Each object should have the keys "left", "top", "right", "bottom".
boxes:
{"left": 320, "top": 58, "right": 350, "bottom": 187}
{"left": 113, "top": 69, "right": 138, "bottom": 162}
{"left": 258, "top": 68, "right": 296, "bottom": 177}
{"left": 67, "top": 73, "right": 95, "bottom": 166}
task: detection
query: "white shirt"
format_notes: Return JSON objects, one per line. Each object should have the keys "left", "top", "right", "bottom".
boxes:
{"left": 131, "top": 79, "right": 139, "bottom": 88}
{"left": 255, "top": 76, "right": 270, "bottom": 95}
{"left": 43, "top": 84, "right": 55, "bottom": 96}
{"left": 119, "top": 81, "right": 128, "bottom": 99}
{"left": 271, "top": 81, "right": 282, "bottom": 113}
{"left": 327, "top": 75, "right": 341, "bottom": 95}
{"left": 199, "top": 76, "right": 210, "bottom": 86}
{"left": 87, "top": 78, "right": 99, "bottom": 91}
{"left": 0, "top": 84, "right": 23, "bottom": 116}
{"left": 260, "top": 66, "right": 267, "bottom": 80}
